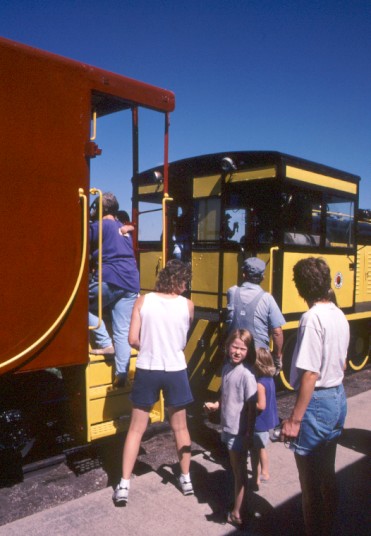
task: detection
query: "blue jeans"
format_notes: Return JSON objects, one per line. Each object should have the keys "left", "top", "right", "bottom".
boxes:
{"left": 291, "top": 385, "right": 347, "bottom": 534}
{"left": 89, "top": 281, "right": 137, "bottom": 375}
{"left": 291, "top": 384, "right": 347, "bottom": 456}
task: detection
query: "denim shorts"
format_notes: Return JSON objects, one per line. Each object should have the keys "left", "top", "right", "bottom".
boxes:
{"left": 290, "top": 384, "right": 347, "bottom": 456}
{"left": 253, "top": 430, "right": 270, "bottom": 449}
{"left": 221, "top": 431, "right": 245, "bottom": 452}
{"left": 130, "top": 368, "right": 194, "bottom": 409}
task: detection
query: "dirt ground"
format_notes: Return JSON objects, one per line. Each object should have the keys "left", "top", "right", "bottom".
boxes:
{"left": 0, "top": 366, "right": 370, "bottom": 527}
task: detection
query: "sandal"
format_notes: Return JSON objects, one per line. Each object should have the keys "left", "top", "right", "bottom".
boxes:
{"left": 227, "top": 512, "right": 243, "bottom": 527}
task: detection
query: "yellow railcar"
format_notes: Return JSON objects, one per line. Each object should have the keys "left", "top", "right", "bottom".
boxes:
{"left": 134, "top": 152, "right": 370, "bottom": 399}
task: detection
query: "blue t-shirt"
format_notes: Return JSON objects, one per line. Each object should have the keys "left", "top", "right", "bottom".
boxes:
{"left": 255, "top": 376, "right": 279, "bottom": 432}
{"left": 90, "top": 219, "right": 140, "bottom": 293}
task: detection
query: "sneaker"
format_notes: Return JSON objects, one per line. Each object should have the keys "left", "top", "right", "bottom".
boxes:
{"left": 90, "top": 345, "right": 115, "bottom": 355}
{"left": 112, "top": 484, "right": 129, "bottom": 504}
{"left": 179, "top": 475, "right": 194, "bottom": 496}
{"left": 113, "top": 373, "right": 127, "bottom": 388}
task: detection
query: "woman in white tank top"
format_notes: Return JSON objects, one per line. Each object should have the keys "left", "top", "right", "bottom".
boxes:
{"left": 113, "top": 260, "right": 195, "bottom": 505}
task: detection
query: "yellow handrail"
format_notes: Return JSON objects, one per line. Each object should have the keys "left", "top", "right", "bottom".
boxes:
{"left": 269, "top": 245, "right": 294, "bottom": 390}
{"left": 89, "top": 188, "right": 103, "bottom": 330}
{"left": 0, "top": 188, "right": 88, "bottom": 370}
{"left": 161, "top": 193, "right": 173, "bottom": 268}
{"left": 268, "top": 246, "right": 279, "bottom": 294}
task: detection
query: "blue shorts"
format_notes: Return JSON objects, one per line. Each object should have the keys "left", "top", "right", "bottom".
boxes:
{"left": 290, "top": 384, "right": 347, "bottom": 456}
{"left": 253, "top": 430, "right": 270, "bottom": 449}
{"left": 221, "top": 431, "right": 245, "bottom": 453}
{"left": 130, "top": 368, "right": 194, "bottom": 409}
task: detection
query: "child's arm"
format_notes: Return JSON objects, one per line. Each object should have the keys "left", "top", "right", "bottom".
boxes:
{"left": 256, "top": 382, "right": 266, "bottom": 412}
{"left": 204, "top": 401, "right": 220, "bottom": 412}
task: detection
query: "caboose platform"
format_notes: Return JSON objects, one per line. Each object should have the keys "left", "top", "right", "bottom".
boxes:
{"left": 1, "top": 388, "right": 370, "bottom": 536}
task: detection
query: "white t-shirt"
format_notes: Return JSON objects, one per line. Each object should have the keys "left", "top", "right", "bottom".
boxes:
{"left": 290, "top": 302, "right": 350, "bottom": 390}
{"left": 136, "top": 292, "right": 190, "bottom": 371}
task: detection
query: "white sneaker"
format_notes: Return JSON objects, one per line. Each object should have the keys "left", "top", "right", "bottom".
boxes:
{"left": 112, "top": 484, "right": 129, "bottom": 504}
{"left": 179, "top": 475, "right": 194, "bottom": 496}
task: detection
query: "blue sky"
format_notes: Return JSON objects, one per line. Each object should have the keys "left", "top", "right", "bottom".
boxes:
{"left": 1, "top": 0, "right": 371, "bottom": 211}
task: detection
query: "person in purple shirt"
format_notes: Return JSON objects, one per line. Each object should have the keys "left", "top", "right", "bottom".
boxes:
{"left": 89, "top": 192, "right": 139, "bottom": 387}
{"left": 251, "top": 347, "right": 279, "bottom": 491}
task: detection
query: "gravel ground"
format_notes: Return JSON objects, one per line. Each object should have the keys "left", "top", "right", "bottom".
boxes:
{"left": 0, "top": 366, "right": 370, "bottom": 527}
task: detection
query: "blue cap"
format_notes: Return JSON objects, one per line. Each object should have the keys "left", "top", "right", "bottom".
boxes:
{"left": 242, "top": 257, "right": 266, "bottom": 277}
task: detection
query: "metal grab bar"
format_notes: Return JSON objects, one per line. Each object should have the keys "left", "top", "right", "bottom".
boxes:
{"left": 268, "top": 246, "right": 294, "bottom": 390}
{"left": 161, "top": 193, "right": 173, "bottom": 268}
{"left": 89, "top": 188, "right": 103, "bottom": 330}
{"left": 0, "top": 188, "right": 88, "bottom": 370}
{"left": 268, "top": 246, "right": 279, "bottom": 294}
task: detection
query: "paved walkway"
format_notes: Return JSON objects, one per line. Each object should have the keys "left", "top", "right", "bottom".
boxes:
{"left": 1, "top": 390, "right": 370, "bottom": 535}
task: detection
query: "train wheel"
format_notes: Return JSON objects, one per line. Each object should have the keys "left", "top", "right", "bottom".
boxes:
{"left": 348, "top": 324, "right": 370, "bottom": 371}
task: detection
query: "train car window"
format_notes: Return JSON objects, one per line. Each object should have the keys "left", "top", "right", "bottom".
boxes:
{"left": 138, "top": 201, "right": 162, "bottom": 242}
{"left": 222, "top": 209, "right": 245, "bottom": 242}
{"left": 325, "top": 196, "right": 354, "bottom": 248}
{"left": 282, "top": 189, "right": 321, "bottom": 247}
{"left": 224, "top": 181, "right": 280, "bottom": 247}
{"left": 169, "top": 205, "right": 192, "bottom": 261}
{"left": 194, "top": 197, "right": 220, "bottom": 242}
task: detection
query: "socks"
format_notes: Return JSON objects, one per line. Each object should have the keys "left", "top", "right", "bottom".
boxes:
{"left": 120, "top": 478, "right": 130, "bottom": 489}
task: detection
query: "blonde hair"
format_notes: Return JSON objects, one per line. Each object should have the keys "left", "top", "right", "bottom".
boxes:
{"left": 254, "top": 347, "right": 276, "bottom": 378}
{"left": 225, "top": 329, "right": 256, "bottom": 367}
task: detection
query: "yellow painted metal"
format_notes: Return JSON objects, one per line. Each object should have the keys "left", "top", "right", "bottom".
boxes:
{"left": 162, "top": 194, "right": 173, "bottom": 267}
{"left": 349, "top": 355, "right": 369, "bottom": 371}
{"left": 89, "top": 188, "right": 103, "bottom": 330}
{"left": 191, "top": 251, "right": 220, "bottom": 308}
{"left": 229, "top": 166, "right": 277, "bottom": 183}
{"left": 139, "top": 251, "right": 162, "bottom": 291}
{"left": 185, "top": 319, "right": 220, "bottom": 378}
{"left": 193, "top": 174, "right": 221, "bottom": 198}
{"left": 221, "top": 252, "right": 242, "bottom": 306}
{"left": 355, "top": 245, "right": 371, "bottom": 305}
{"left": 281, "top": 252, "right": 355, "bottom": 315}
{"left": 85, "top": 354, "right": 164, "bottom": 442}
{"left": 268, "top": 246, "right": 279, "bottom": 294}
{"left": 184, "top": 318, "right": 223, "bottom": 395}
{"left": 138, "top": 183, "right": 164, "bottom": 195}
{"left": 207, "top": 373, "right": 223, "bottom": 393}
{"left": 221, "top": 251, "right": 272, "bottom": 302}
{"left": 286, "top": 166, "right": 357, "bottom": 194}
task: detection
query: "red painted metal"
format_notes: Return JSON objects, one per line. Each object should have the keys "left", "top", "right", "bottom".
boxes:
{"left": 0, "top": 37, "right": 174, "bottom": 374}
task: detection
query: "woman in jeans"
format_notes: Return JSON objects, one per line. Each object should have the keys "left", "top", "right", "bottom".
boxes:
{"left": 281, "top": 257, "right": 349, "bottom": 536}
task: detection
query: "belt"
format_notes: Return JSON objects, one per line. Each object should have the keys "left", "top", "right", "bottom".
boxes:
{"left": 314, "top": 384, "right": 341, "bottom": 391}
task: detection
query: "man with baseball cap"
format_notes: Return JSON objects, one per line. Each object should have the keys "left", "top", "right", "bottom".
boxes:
{"left": 226, "top": 257, "right": 285, "bottom": 373}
